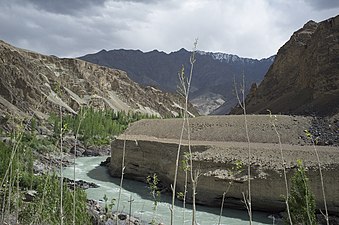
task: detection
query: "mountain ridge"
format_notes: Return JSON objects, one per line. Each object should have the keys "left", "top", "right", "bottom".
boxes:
{"left": 93, "top": 48, "right": 275, "bottom": 63}
{"left": 79, "top": 47, "right": 274, "bottom": 115}
{"left": 0, "top": 40, "right": 197, "bottom": 126}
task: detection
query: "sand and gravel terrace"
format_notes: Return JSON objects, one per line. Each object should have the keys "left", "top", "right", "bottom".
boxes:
{"left": 119, "top": 115, "right": 339, "bottom": 169}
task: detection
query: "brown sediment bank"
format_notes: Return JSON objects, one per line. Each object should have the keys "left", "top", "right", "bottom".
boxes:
{"left": 110, "top": 115, "right": 339, "bottom": 215}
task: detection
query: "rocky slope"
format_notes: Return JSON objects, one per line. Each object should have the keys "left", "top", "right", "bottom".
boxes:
{"left": 79, "top": 48, "right": 274, "bottom": 115}
{"left": 0, "top": 40, "right": 197, "bottom": 126}
{"left": 231, "top": 15, "right": 339, "bottom": 116}
{"left": 110, "top": 115, "right": 339, "bottom": 215}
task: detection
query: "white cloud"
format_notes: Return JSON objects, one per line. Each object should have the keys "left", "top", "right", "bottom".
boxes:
{"left": 0, "top": 0, "right": 337, "bottom": 58}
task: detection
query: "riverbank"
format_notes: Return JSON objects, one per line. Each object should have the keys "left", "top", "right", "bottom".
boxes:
{"left": 63, "top": 156, "right": 274, "bottom": 225}
{"left": 110, "top": 115, "right": 339, "bottom": 216}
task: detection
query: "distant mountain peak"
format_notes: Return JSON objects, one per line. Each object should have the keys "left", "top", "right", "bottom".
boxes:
{"left": 172, "top": 48, "right": 189, "bottom": 54}
{"left": 80, "top": 47, "right": 274, "bottom": 115}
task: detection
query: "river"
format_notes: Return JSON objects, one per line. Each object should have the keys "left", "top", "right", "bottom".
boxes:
{"left": 63, "top": 156, "right": 278, "bottom": 225}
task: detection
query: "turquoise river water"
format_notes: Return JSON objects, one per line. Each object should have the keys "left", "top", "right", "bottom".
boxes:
{"left": 63, "top": 156, "right": 279, "bottom": 225}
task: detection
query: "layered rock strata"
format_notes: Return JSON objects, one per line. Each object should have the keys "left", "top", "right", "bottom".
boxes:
{"left": 110, "top": 115, "right": 339, "bottom": 214}
{"left": 231, "top": 15, "right": 339, "bottom": 116}
{"left": 0, "top": 40, "right": 197, "bottom": 121}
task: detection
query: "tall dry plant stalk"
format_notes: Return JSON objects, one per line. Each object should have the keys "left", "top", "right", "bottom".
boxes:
{"left": 32, "top": 171, "right": 52, "bottom": 224}
{"left": 234, "top": 75, "right": 252, "bottom": 225}
{"left": 170, "top": 39, "right": 198, "bottom": 225}
{"left": 190, "top": 168, "right": 200, "bottom": 225}
{"left": 267, "top": 111, "right": 293, "bottom": 225}
{"left": 170, "top": 90, "right": 188, "bottom": 225}
{"left": 1, "top": 96, "right": 46, "bottom": 224}
{"left": 15, "top": 167, "right": 19, "bottom": 224}
{"left": 305, "top": 130, "right": 329, "bottom": 225}
{"left": 59, "top": 105, "right": 64, "bottom": 225}
{"left": 187, "top": 40, "right": 199, "bottom": 225}
{"left": 7, "top": 155, "right": 13, "bottom": 221}
{"left": 116, "top": 133, "right": 127, "bottom": 213}
{"left": 218, "top": 160, "right": 243, "bottom": 225}
{"left": 0, "top": 124, "right": 24, "bottom": 192}
{"left": 218, "top": 192, "right": 227, "bottom": 225}
{"left": 73, "top": 106, "right": 87, "bottom": 225}
{"left": 181, "top": 152, "right": 190, "bottom": 224}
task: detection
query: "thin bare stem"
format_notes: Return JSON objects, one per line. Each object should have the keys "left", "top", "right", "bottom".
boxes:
{"left": 1, "top": 127, "right": 24, "bottom": 223}
{"left": 73, "top": 106, "right": 86, "bottom": 225}
{"left": 15, "top": 168, "right": 19, "bottom": 224}
{"left": 310, "top": 135, "right": 329, "bottom": 225}
{"left": 234, "top": 75, "right": 252, "bottom": 224}
{"left": 128, "top": 195, "right": 134, "bottom": 225}
{"left": 188, "top": 40, "right": 198, "bottom": 225}
{"left": 182, "top": 154, "right": 189, "bottom": 224}
{"left": 32, "top": 174, "right": 51, "bottom": 224}
{"left": 170, "top": 105, "right": 187, "bottom": 225}
{"left": 191, "top": 169, "right": 200, "bottom": 225}
{"left": 7, "top": 161, "right": 13, "bottom": 221}
{"left": 116, "top": 134, "right": 126, "bottom": 213}
{"left": 0, "top": 97, "right": 46, "bottom": 224}
{"left": 59, "top": 105, "right": 64, "bottom": 225}
{"left": 300, "top": 162, "right": 313, "bottom": 225}
{"left": 218, "top": 182, "right": 233, "bottom": 225}
{"left": 268, "top": 111, "right": 293, "bottom": 225}
{"left": 1, "top": 170, "right": 8, "bottom": 222}
{"left": 1, "top": 177, "right": 8, "bottom": 223}
{"left": 218, "top": 192, "right": 226, "bottom": 225}
{"left": 0, "top": 130, "right": 24, "bottom": 189}
{"left": 170, "top": 39, "right": 197, "bottom": 225}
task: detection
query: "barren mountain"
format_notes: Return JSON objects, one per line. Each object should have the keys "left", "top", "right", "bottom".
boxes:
{"left": 231, "top": 15, "right": 339, "bottom": 117}
{"left": 79, "top": 48, "right": 274, "bottom": 115}
{"left": 0, "top": 40, "right": 197, "bottom": 126}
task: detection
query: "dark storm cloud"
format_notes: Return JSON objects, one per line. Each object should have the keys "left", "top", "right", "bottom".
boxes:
{"left": 13, "top": 0, "right": 108, "bottom": 15}
{"left": 0, "top": 0, "right": 338, "bottom": 59}
{"left": 0, "top": 0, "right": 131, "bottom": 57}
{"left": 112, "top": 0, "right": 160, "bottom": 3}
{"left": 305, "top": 0, "right": 339, "bottom": 10}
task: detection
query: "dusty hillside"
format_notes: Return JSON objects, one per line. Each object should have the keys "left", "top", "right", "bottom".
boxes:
{"left": 0, "top": 40, "right": 197, "bottom": 126}
{"left": 231, "top": 15, "right": 339, "bottom": 116}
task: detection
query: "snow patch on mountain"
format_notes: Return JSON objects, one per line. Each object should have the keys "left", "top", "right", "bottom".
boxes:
{"left": 197, "top": 51, "right": 275, "bottom": 64}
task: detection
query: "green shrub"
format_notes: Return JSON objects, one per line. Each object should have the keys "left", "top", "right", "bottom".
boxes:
{"left": 287, "top": 160, "right": 316, "bottom": 225}
{"left": 49, "top": 108, "right": 158, "bottom": 146}
{"left": 1, "top": 138, "right": 91, "bottom": 224}
{"left": 20, "top": 173, "right": 91, "bottom": 224}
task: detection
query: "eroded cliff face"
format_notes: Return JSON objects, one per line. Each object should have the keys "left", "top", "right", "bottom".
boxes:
{"left": 231, "top": 15, "right": 339, "bottom": 116}
{"left": 0, "top": 40, "right": 197, "bottom": 123}
{"left": 110, "top": 116, "right": 339, "bottom": 214}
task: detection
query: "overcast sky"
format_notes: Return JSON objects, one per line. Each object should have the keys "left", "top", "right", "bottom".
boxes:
{"left": 0, "top": 0, "right": 338, "bottom": 59}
